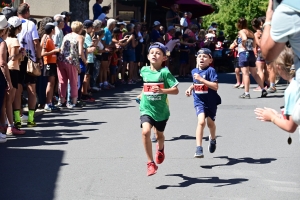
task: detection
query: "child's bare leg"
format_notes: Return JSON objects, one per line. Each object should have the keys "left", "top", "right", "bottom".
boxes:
{"left": 156, "top": 130, "right": 165, "bottom": 151}
{"left": 142, "top": 122, "right": 153, "bottom": 162}
{"left": 151, "top": 127, "right": 157, "bottom": 142}
{"left": 207, "top": 117, "right": 216, "bottom": 140}
{"left": 196, "top": 113, "right": 206, "bottom": 146}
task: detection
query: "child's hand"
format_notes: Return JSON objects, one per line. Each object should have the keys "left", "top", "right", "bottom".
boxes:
{"left": 193, "top": 73, "right": 203, "bottom": 82}
{"left": 185, "top": 88, "right": 192, "bottom": 97}
{"left": 151, "top": 85, "right": 163, "bottom": 93}
{"left": 137, "top": 94, "right": 141, "bottom": 99}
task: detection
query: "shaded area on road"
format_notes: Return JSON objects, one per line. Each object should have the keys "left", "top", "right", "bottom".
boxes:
{"left": 0, "top": 149, "right": 66, "bottom": 200}
{"left": 165, "top": 134, "right": 222, "bottom": 142}
{"left": 156, "top": 174, "right": 248, "bottom": 189}
{"left": 201, "top": 156, "right": 277, "bottom": 169}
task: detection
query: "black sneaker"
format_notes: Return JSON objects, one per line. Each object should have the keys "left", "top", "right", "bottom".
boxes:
{"left": 208, "top": 136, "right": 217, "bottom": 153}
{"left": 263, "top": 88, "right": 270, "bottom": 96}
{"left": 239, "top": 93, "right": 250, "bottom": 99}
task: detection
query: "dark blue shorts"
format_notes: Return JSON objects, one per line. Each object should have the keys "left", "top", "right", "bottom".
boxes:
{"left": 195, "top": 105, "right": 217, "bottom": 121}
{"left": 123, "top": 49, "right": 136, "bottom": 62}
{"left": 238, "top": 51, "right": 256, "bottom": 67}
{"left": 110, "top": 65, "right": 117, "bottom": 75}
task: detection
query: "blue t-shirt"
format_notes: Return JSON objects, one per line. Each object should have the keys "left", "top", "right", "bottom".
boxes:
{"left": 102, "top": 27, "right": 112, "bottom": 46}
{"left": 85, "top": 33, "right": 94, "bottom": 63}
{"left": 191, "top": 67, "right": 221, "bottom": 108}
{"left": 151, "top": 29, "right": 160, "bottom": 42}
{"left": 93, "top": 3, "right": 102, "bottom": 21}
{"left": 284, "top": 78, "right": 300, "bottom": 115}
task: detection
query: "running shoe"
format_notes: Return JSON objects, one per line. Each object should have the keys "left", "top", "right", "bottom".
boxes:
{"left": 147, "top": 162, "right": 158, "bottom": 176}
{"left": 239, "top": 93, "right": 251, "bottom": 99}
{"left": 267, "top": 87, "right": 277, "bottom": 93}
{"left": 151, "top": 134, "right": 157, "bottom": 143}
{"left": 27, "top": 121, "right": 37, "bottom": 127}
{"left": 6, "top": 127, "right": 25, "bottom": 135}
{"left": 44, "top": 104, "right": 59, "bottom": 112}
{"left": 0, "top": 133, "right": 7, "bottom": 143}
{"left": 208, "top": 136, "right": 217, "bottom": 153}
{"left": 155, "top": 143, "right": 165, "bottom": 164}
{"left": 238, "top": 84, "right": 245, "bottom": 89}
{"left": 14, "top": 121, "right": 21, "bottom": 129}
{"left": 194, "top": 146, "right": 204, "bottom": 158}
{"left": 21, "top": 114, "right": 28, "bottom": 123}
{"left": 253, "top": 86, "right": 262, "bottom": 92}
{"left": 261, "top": 89, "right": 268, "bottom": 97}
{"left": 57, "top": 102, "right": 67, "bottom": 108}
{"left": 233, "top": 83, "right": 240, "bottom": 88}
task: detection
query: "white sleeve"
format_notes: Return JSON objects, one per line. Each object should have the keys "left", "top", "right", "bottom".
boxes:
{"left": 30, "top": 22, "right": 39, "bottom": 40}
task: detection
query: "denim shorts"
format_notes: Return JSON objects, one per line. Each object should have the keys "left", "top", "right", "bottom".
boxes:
{"left": 123, "top": 49, "right": 136, "bottom": 62}
{"left": 238, "top": 51, "right": 256, "bottom": 67}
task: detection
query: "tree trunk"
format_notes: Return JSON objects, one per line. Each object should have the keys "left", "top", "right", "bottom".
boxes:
{"left": 70, "top": 0, "right": 90, "bottom": 22}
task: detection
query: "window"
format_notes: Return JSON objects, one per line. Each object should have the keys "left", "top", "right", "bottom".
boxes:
{"left": 118, "top": 11, "right": 135, "bottom": 21}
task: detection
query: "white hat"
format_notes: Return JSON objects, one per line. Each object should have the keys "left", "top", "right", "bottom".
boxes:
{"left": 7, "top": 16, "right": 25, "bottom": 28}
{"left": 54, "top": 14, "right": 65, "bottom": 20}
{"left": 117, "top": 21, "right": 127, "bottom": 26}
{"left": 0, "top": 15, "right": 11, "bottom": 30}
{"left": 153, "top": 21, "right": 160, "bottom": 27}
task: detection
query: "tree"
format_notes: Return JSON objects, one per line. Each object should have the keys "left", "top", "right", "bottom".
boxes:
{"left": 70, "top": 0, "right": 90, "bottom": 22}
{"left": 202, "top": 0, "right": 268, "bottom": 40}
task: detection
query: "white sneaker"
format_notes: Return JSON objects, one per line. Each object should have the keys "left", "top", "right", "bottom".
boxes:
{"left": 92, "top": 87, "right": 100, "bottom": 91}
{"left": 0, "top": 133, "right": 7, "bottom": 143}
{"left": 67, "top": 103, "right": 74, "bottom": 109}
{"left": 21, "top": 114, "right": 28, "bottom": 122}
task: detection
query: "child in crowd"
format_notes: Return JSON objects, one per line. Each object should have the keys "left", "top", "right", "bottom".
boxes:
{"left": 140, "top": 42, "right": 179, "bottom": 176}
{"left": 255, "top": 47, "right": 299, "bottom": 133}
{"left": 41, "top": 22, "right": 60, "bottom": 112}
{"left": 185, "top": 48, "right": 221, "bottom": 158}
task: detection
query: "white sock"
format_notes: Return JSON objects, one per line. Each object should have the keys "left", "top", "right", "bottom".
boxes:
{"left": 245, "top": 92, "right": 250, "bottom": 95}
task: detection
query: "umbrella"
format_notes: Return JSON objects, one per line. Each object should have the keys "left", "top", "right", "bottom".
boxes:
{"left": 157, "top": 0, "right": 214, "bottom": 17}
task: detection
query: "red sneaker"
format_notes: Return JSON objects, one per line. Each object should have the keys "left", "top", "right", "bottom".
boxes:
{"left": 147, "top": 162, "right": 158, "bottom": 176}
{"left": 6, "top": 127, "right": 25, "bottom": 135}
{"left": 155, "top": 143, "right": 165, "bottom": 164}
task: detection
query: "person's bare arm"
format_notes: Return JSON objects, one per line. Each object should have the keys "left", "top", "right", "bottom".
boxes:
{"left": 10, "top": 46, "right": 24, "bottom": 61}
{"left": 0, "top": 42, "right": 12, "bottom": 90}
{"left": 33, "top": 39, "right": 42, "bottom": 65}
{"left": 78, "top": 36, "right": 87, "bottom": 65}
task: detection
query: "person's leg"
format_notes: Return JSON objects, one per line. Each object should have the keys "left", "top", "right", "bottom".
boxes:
{"left": 45, "top": 76, "right": 56, "bottom": 104}
{"left": 249, "top": 67, "right": 265, "bottom": 89}
{"left": 234, "top": 67, "right": 241, "bottom": 87}
{"left": 142, "top": 122, "right": 153, "bottom": 162}
{"left": 267, "top": 63, "right": 277, "bottom": 93}
{"left": 196, "top": 113, "right": 206, "bottom": 147}
{"left": 6, "top": 88, "right": 16, "bottom": 127}
{"left": 57, "top": 62, "right": 68, "bottom": 104}
{"left": 241, "top": 67, "right": 250, "bottom": 93}
{"left": 69, "top": 64, "right": 79, "bottom": 105}
{"left": 27, "top": 83, "right": 36, "bottom": 125}
{"left": 207, "top": 116, "right": 216, "bottom": 140}
{"left": 128, "top": 61, "right": 135, "bottom": 83}
{"left": 256, "top": 61, "right": 265, "bottom": 86}
{"left": 13, "top": 83, "right": 22, "bottom": 125}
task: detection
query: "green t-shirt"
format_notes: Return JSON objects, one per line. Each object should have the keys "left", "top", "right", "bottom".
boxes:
{"left": 140, "top": 66, "right": 179, "bottom": 121}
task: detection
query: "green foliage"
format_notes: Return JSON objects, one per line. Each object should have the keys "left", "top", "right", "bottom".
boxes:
{"left": 202, "top": 0, "right": 268, "bottom": 40}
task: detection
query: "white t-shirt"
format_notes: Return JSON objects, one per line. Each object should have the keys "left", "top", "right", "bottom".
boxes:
{"left": 165, "top": 39, "right": 180, "bottom": 52}
{"left": 180, "top": 17, "right": 188, "bottom": 27}
{"left": 97, "top": 13, "right": 107, "bottom": 23}
{"left": 17, "top": 19, "right": 39, "bottom": 62}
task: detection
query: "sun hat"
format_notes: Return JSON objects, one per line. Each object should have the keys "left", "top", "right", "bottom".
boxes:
{"left": 7, "top": 16, "right": 25, "bottom": 28}
{"left": 0, "top": 15, "right": 11, "bottom": 30}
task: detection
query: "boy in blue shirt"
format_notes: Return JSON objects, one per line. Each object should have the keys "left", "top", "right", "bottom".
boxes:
{"left": 185, "top": 48, "right": 221, "bottom": 158}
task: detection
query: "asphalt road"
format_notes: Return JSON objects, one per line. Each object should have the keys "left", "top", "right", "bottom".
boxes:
{"left": 0, "top": 73, "right": 299, "bottom": 200}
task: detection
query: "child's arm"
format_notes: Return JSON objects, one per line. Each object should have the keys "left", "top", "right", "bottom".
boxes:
{"left": 152, "top": 85, "right": 179, "bottom": 95}
{"left": 193, "top": 73, "right": 218, "bottom": 91}
{"left": 41, "top": 47, "right": 60, "bottom": 57}
{"left": 185, "top": 84, "right": 194, "bottom": 97}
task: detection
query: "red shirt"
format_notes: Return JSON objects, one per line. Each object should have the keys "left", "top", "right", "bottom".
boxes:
{"left": 110, "top": 53, "right": 118, "bottom": 66}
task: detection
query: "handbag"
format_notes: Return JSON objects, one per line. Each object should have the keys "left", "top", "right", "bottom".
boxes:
{"left": 27, "top": 58, "right": 41, "bottom": 76}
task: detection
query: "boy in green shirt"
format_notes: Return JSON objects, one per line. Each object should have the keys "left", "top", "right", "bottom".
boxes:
{"left": 140, "top": 42, "right": 179, "bottom": 176}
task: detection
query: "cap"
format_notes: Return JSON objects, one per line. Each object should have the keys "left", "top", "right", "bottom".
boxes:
{"left": 0, "top": 15, "right": 11, "bottom": 30}
{"left": 117, "top": 21, "right": 127, "bottom": 26}
{"left": 7, "top": 16, "right": 25, "bottom": 28}
{"left": 2, "top": 7, "right": 17, "bottom": 20}
{"left": 54, "top": 14, "right": 65, "bottom": 20}
{"left": 153, "top": 21, "right": 160, "bottom": 27}
{"left": 148, "top": 42, "right": 167, "bottom": 56}
{"left": 61, "top": 11, "right": 72, "bottom": 16}
{"left": 196, "top": 48, "right": 212, "bottom": 58}
{"left": 113, "top": 27, "right": 121, "bottom": 34}
{"left": 167, "top": 26, "right": 175, "bottom": 32}
{"left": 44, "top": 22, "right": 56, "bottom": 33}
{"left": 83, "top": 20, "right": 93, "bottom": 28}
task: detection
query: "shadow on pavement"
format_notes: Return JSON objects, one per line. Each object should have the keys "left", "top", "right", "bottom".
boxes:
{"left": 156, "top": 174, "right": 248, "bottom": 189}
{"left": 165, "top": 135, "right": 222, "bottom": 142}
{"left": 201, "top": 156, "right": 277, "bottom": 169}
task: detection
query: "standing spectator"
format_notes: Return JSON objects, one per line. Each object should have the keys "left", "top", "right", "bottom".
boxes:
{"left": 134, "top": 23, "right": 144, "bottom": 81}
{"left": 179, "top": 34, "right": 190, "bottom": 78}
{"left": 100, "top": 18, "right": 115, "bottom": 89}
{"left": 151, "top": 21, "right": 163, "bottom": 43}
{"left": 61, "top": 11, "right": 72, "bottom": 35}
{"left": 97, "top": 6, "right": 110, "bottom": 25}
{"left": 186, "top": 12, "right": 192, "bottom": 26}
{"left": 195, "top": 17, "right": 203, "bottom": 30}
{"left": 0, "top": 15, "right": 12, "bottom": 142}
{"left": 41, "top": 23, "right": 60, "bottom": 112}
{"left": 180, "top": 12, "right": 188, "bottom": 32}
{"left": 93, "top": 0, "right": 111, "bottom": 21}
{"left": 1, "top": 7, "right": 17, "bottom": 20}
{"left": 57, "top": 21, "right": 85, "bottom": 109}
{"left": 166, "top": 4, "right": 180, "bottom": 27}
{"left": 16, "top": 3, "right": 42, "bottom": 128}
{"left": 164, "top": 26, "right": 175, "bottom": 45}
{"left": 53, "top": 14, "right": 65, "bottom": 48}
